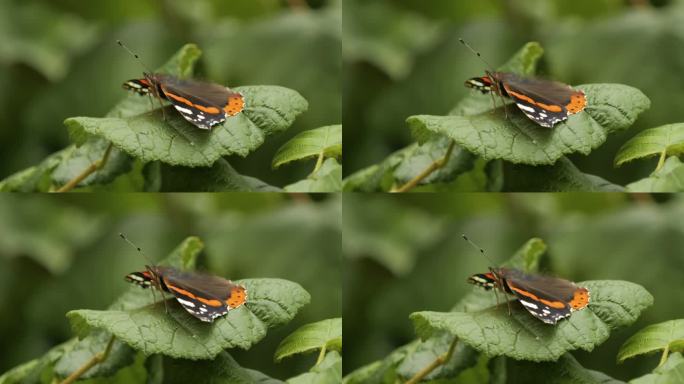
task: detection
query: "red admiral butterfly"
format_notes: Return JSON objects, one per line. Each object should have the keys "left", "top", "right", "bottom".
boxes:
{"left": 118, "top": 41, "right": 244, "bottom": 130}
{"left": 460, "top": 39, "right": 586, "bottom": 128}
{"left": 463, "top": 235, "right": 590, "bottom": 325}
{"left": 121, "top": 234, "right": 247, "bottom": 323}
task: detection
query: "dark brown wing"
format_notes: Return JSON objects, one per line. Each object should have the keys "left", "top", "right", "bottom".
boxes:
{"left": 499, "top": 268, "right": 578, "bottom": 303}
{"left": 497, "top": 73, "right": 579, "bottom": 106}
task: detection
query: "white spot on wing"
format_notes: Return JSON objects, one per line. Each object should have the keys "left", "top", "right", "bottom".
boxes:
{"left": 176, "top": 298, "right": 196, "bottom": 308}
{"left": 520, "top": 300, "right": 539, "bottom": 310}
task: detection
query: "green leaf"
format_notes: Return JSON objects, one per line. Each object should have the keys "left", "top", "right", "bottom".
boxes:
{"left": 408, "top": 83, "right": 650, "bottom": 166}
{"left": 630, "top": 352, "right": 684, "bottom": 384}
{"left": 507, "top": 353, "right": 624, "bottom": 384}
{"left": 66, "top": 237, "right": 311, "bottom": 360}
{"left": 158, "top": 159, "right": 281, "bottom": 192}
{"left": 273, "top": 125, "right": 342, "bottom": 169}
{"left": 503, "top": 157, "right": 625, "bottom": 192}
{"left": 342, "top": 138, "right": 476, "bottom": 192}
{"left": 0, "top": 338, "right": 76, "bottom": 384}
{"left": 618, "top": 319, "right": 684, "bottom": 364}
{"left": 65, "top": 85, "right": 308, "bottom": 167}
{"left": 51, "top": 138, "right": 132, "bottom": 187}
{"left": 161, "top": 352, "right": 284, "bottom": 384}
{"left": 275, "top": 318, "right": 342, "bottom": 362}
{"left": 615, "top": 123, "right": 684, "bottom": 166}
{"left": 411, "top": 280, "right": 653, "bottom": 362}
{"left": 626, "top": 157, "right": 684, "bottom": 192}
{"left": 53, "top": 333, "right": 134, "bottom": 380}
{"left": 287, "top": 351, "right": 342, "bottom": 384}
{"left": 395, "top": 334, "right": 478, "bottom": 381}
{"left": 284, "top": 158, "right": 342, "bottom": 192}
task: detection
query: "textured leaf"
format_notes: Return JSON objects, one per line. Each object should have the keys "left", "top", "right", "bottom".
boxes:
{"left": 618, "top": 319, "right": 684, "bottom": 363}
{"left": 65, "top": 85, "right": 308, "bottom": 167}
{"left": 287, "top": 351, "right": 342, "bottom": 384}
{"left": 615, "top": 123, "right": 684, "bottom": 166}
{"left": 273, "top": 125, "right": 342, "bottom": 169}
{"left": 411, "top": 280, "right": 653, "bottom": 362}
{"left": 626, "top": 157, "right": 684, "bottom": 192}
{"left": 630, "top": 352, "right": 684, "bottom": 384}
{"left": 507, "top": 353, "right": 624, "bottom": 384}
{"left": 162, "top": 352, "right": 284, "bottom": 384}
{"left": 503, "top": 157, "right": 625, "bottom": 192}
{"left": 53, "top": 332, "right": 134, "bottom": 380}
{"left": 0, "top": 339, "right": 76, "bottom": 384}
{"left": 396, "top": 334, "right": 478, "bottom": 381}
{"left": 275, "top": 318, "right": 342, "bottom": 362}
{"left": 158, "top": 159, "right": 281, "bottom": 192}
{"left": 284, "top": 158, "right": 342, "bottom": 192}
{"left": 51, "top": 138, "right": 132, "bottom": 187}
{"left": 408, "top": 83, "right": 650, "bottom": 166}
{"left": 66, "top": 237, "right": 310, "bottom": 360}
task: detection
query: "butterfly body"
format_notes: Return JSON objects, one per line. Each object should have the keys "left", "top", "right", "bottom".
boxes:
{"left": 125, "top": 265, "right": 247, "bottom": 323}
{"left": 123, "top": 73, "right": 245, "bottom": 130}
{"left": 465, "top": 71, "right": 586, "bottom": 128}
{"left": 468, "top": 267, "right": 590, "bottom": 324}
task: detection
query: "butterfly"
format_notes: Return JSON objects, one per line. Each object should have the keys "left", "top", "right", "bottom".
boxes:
{"left": 125, "top": 265, "right": 247, "bottom": 323}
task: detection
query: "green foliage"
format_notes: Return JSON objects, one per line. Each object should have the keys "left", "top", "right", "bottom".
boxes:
{"left": 284, "top": 158, "right": 342, "bottom": 192}
{"left": 160, "top": 352, "right": 283, "bottom": 384}
{"left": 615, "top": 124, "right": 684, "bottom": 167}
{"left": 67, "top": 237, "right": 310, "bottom": 360}
{"left": 275, "top": 318, "right": 342, "bottom": 362}
{"left": 273, "top": 125, "right": 342, "bottom": 169}
{"left": 287, "top": 351, "right": 342, "bottom": 384}
{"left": 618, "top": 320, "right": 684, "bottom": 364}
{"left": 626, "top": 157, "right": 684, "bottom": 192}
{"left": 629, "top": 352, "right": 684, "bottom": 384}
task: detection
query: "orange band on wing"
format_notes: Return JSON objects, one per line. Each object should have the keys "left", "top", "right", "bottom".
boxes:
{"left": 508, "top": 285, "right": 567, "bottom": 309}
{"left": 569, "top": 287, "right": 590, "bottom": 310}
{"left": 506, "top": 90, "right": 563, "bottom": 113}
{"left": 565, "top": 93, "right": 586, "bottom": 114}
{"left": 166, "top": 284, "right": 223, "bottom": 307}
{"left": 164, "top": 92, "right": 222, "bottom": 114}
{"left": 226, "top": 285, "right": 247, "bottom": 308}
{"left": 224, "top": 95, "right": 244, "bottom": 116}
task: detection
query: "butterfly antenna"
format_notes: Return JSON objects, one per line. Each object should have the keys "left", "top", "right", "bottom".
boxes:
{"left": 117, "top": 40, "right": 153, "bottom": 73}
{"left": 459, "top": 38, "right": 495, "bottom": 72}
{"left": 462, "top": 234, "right": 497, "bottom": 266}
{"left": 119, "top": 233, "right": 156, "bottom": 266}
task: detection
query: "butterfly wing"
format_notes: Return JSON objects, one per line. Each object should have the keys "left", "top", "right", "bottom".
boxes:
{"left": 160, "top": 269, "right": 247, "bottom": 322}
{"left": 499, "top": 268, "right": 589, "bottom": 324}
{"left": 157, "top": 76, "right": 244, "bottom": 130}
{"left": 498, "top": 73, "right": 586, "bottom": 128}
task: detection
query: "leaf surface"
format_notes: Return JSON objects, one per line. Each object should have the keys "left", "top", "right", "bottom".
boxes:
{"left": 626, "top": 157, "right": 684, "bottom": 192}
{"left": 284, "top": 158, "right": 342, "bottom": 192}
{"left": 275, "top": 318, "right": 342, "bottom": 362}
{"left": 615, "top": 123, "right": 684, "bottom": 166}
{"left": 618, "top": 319, "right": 684, "bottom": 363}
{"left": 287, "top": 351, "right": 342, "bottom": 384}
{"left": 273, "top": 125, "right": 342, "bottom": 169}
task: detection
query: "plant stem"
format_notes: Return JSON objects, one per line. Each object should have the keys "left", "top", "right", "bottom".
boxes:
{"left": 391, "top": 140, "right": 455, "bottom": 193}
{"left": 405, "top": 337, "right": 458, "bottom": 384}
{"left": 655, "top": 149, "right": 667, "bottom": 173}
{"left": 658, "top": 344, "right": 670, "bottom": 367}
{"left": 54, "top": 143, "right": 114, "bottom": 193}
{"left": 312, "top": 150, "right": 325, "bottom": 174}
{"left": 59, "top": 335, "right": 115, "bottom": 384}
{"left": 316, "top": 344, "right": 328, "bottom": 365}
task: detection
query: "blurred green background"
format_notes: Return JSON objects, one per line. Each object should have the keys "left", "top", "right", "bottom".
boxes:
{"left": 343, "top": 193, "right": 684, "bottom": 380}
{"left": 344, "top": 0, "right": 682, "bottom": 185}
{"left": 0, "top": 0, "right": 340, "bottom": 187}
{"left": 0, "top": 193, "right": 341, "bottom": 379}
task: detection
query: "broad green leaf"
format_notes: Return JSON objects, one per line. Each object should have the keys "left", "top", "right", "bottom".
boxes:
{"left": 411, "top": 280, "right": 653, "bottom": 362}
{"left": 618, "top": 319, "right": 684, "bottom": 363}
{"left": 53, "top": 332, "right": 134, "bottom": 380}
{"left": 272, "top": 125, "right": 342, "bottom": 169}
{"left": 507, "top": 353, "right": 623, "bottom": 384}
{"left": 157, "top": 159, "right": 281, "bottom": 192}
{"left": 615, "top": 124, "right": 684, "bottom": 166}
{"left": 342, "top": 138, "right": 476, "bottom": 192}
{"left": 66, "top": 237, "right": 310, "bottom": 360}
{"left": 0, "top": 338, "right": 76, "bottom": 384}
{"left": 284, "top": 158, "right": 342, "bottom": 192}
{"left": 343, "top": 0, "right": 443, "bottom": 79}
{"left": 161, "top": 352, "right": 284, "bottom": 384}
{"left": 503, "top": 157, "right": 625, "bottom": 192}
{"left": 287, "top": 351, "right": 342, "bottom": 384}
{"left": 408, "top": 83, "right": 650, "bottom": 166}
{"left": 51, "top": 138, "right": 132, "bottom": 187}
{"left": 630, "top": 352, "right": 684, "bottom": 384}
{"left": 626, "top": 157, "right": 684, "bottom": 192}
{"left": 65, "top": 85, "right": 308, "bottom": 167}
{"left": 275, "top": 318, "right": 342, "bottom": 362}
{"left": 395, "top": 334, "right": 478, "bottom": 381}
{"left": 0, "top": 146, "right": 71, "bottom": 192}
